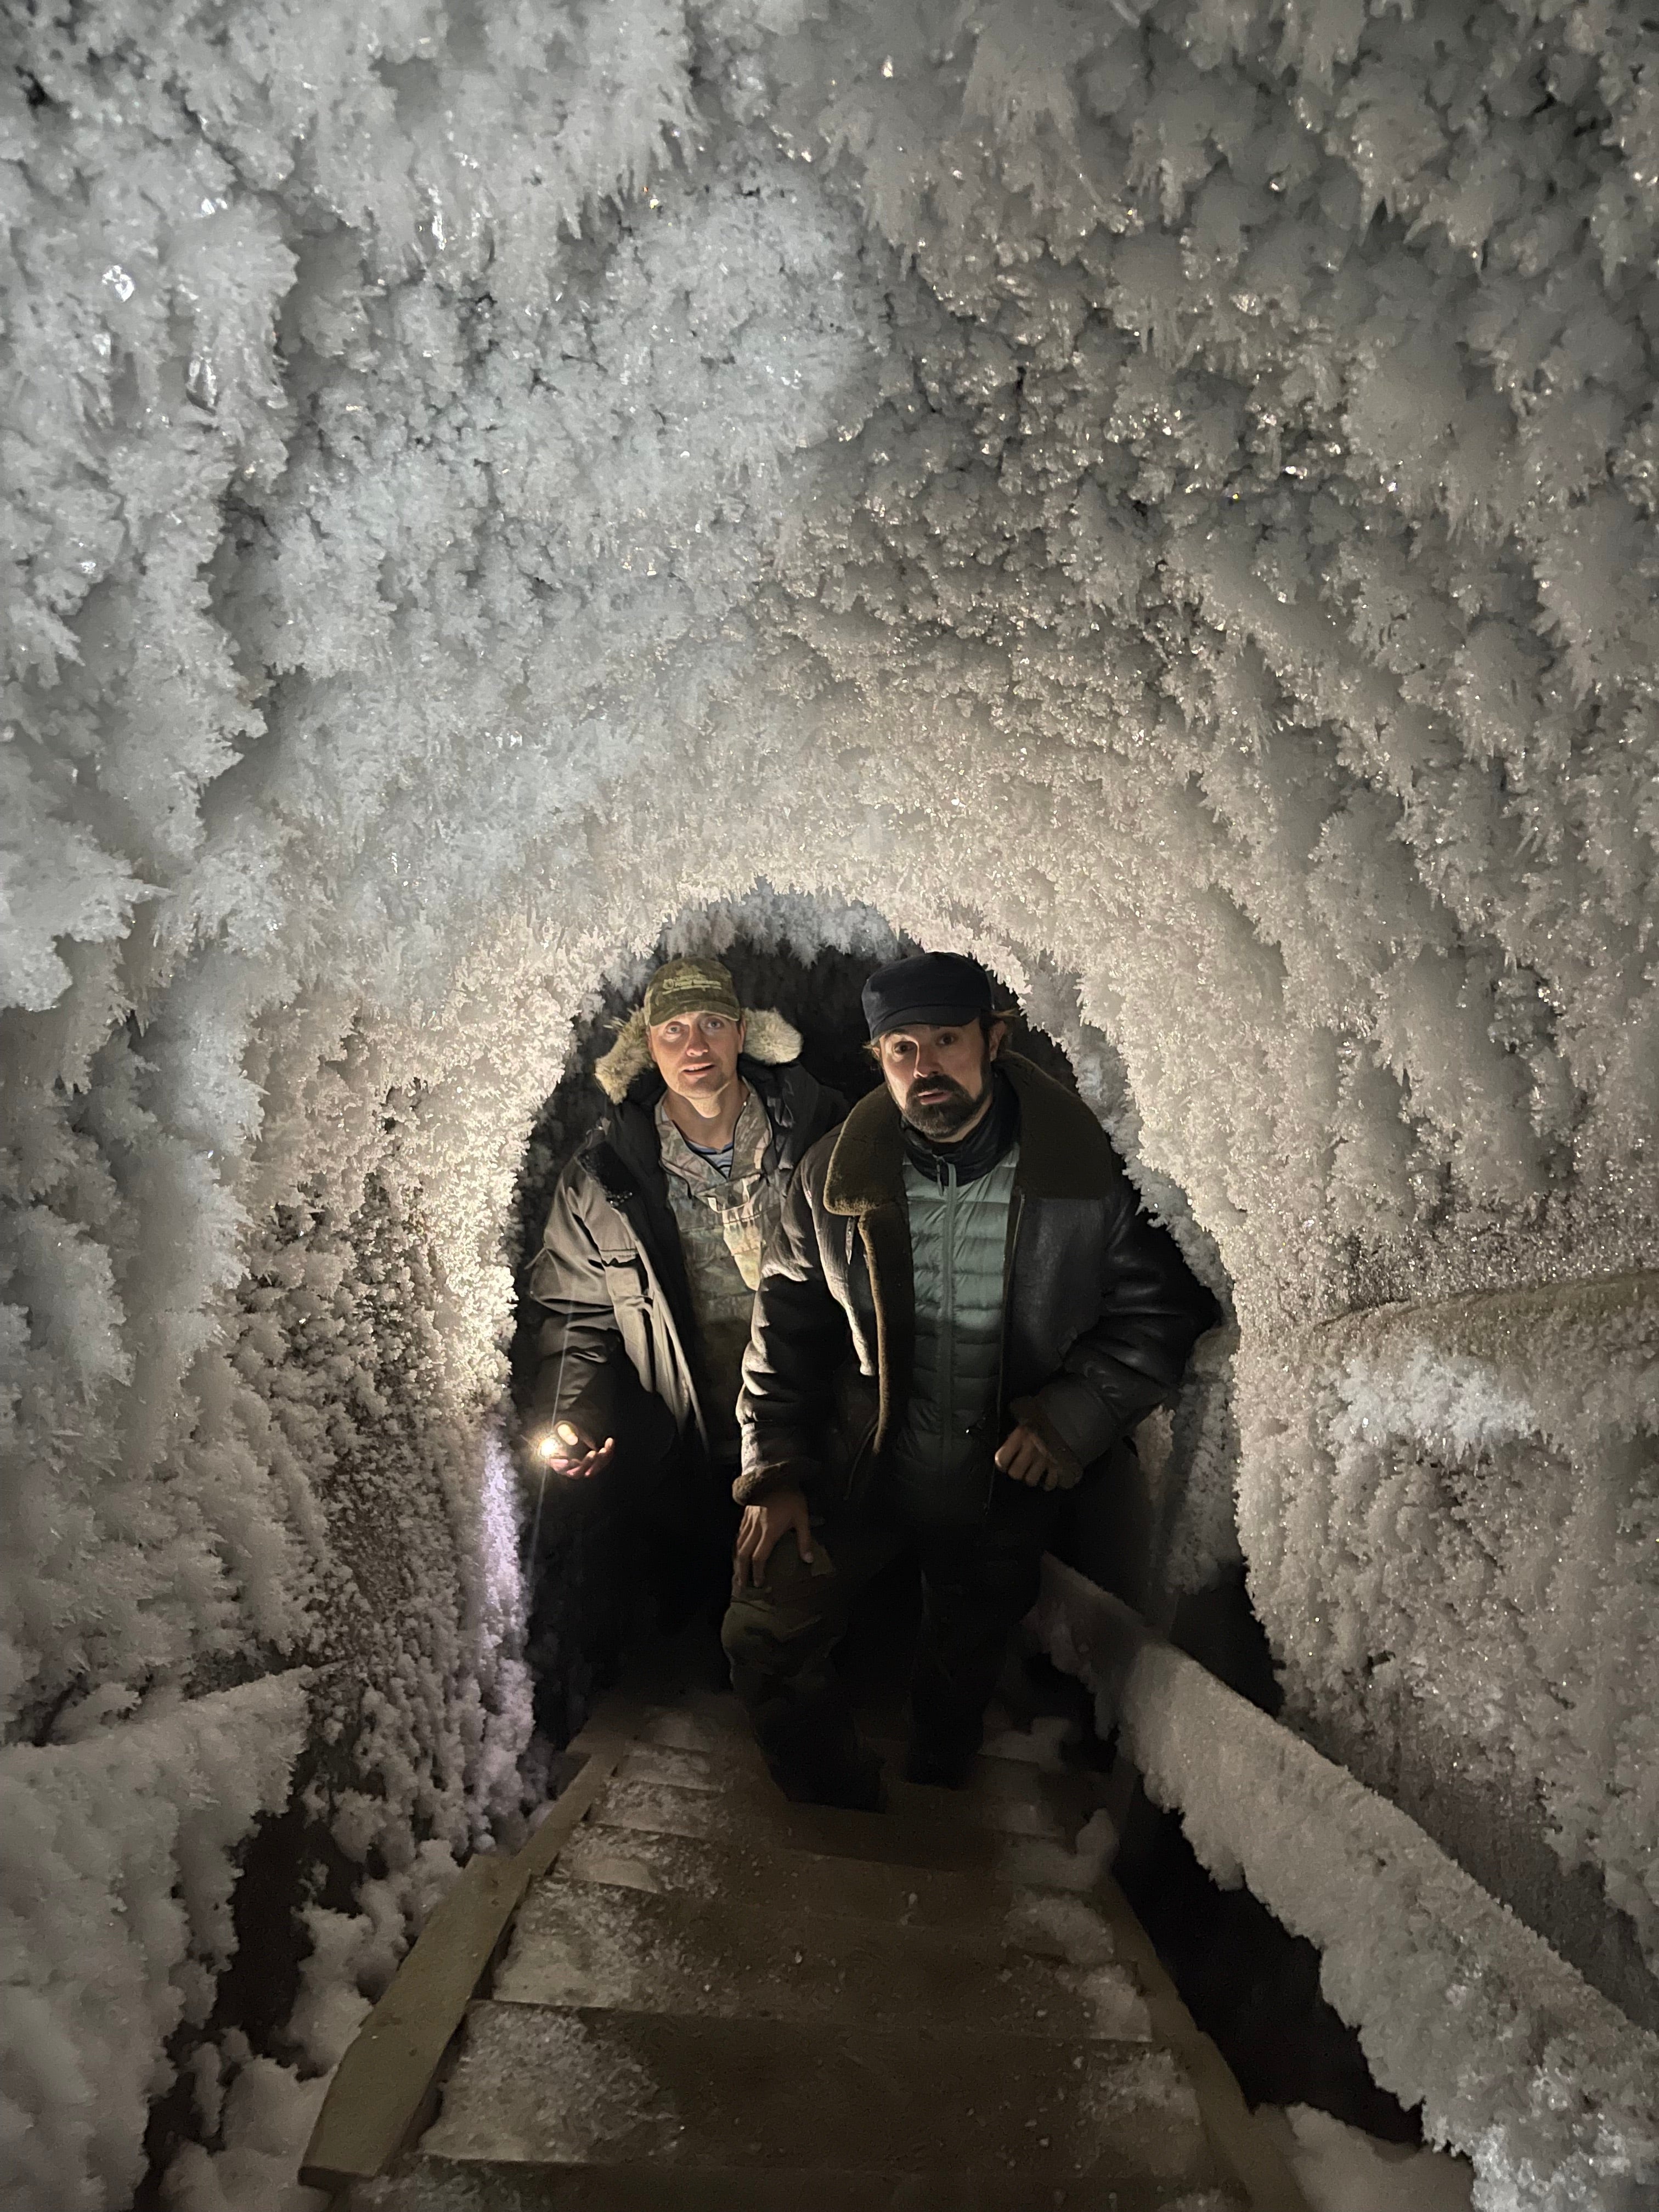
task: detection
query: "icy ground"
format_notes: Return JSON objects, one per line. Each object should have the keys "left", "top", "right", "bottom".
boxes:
{"left": 3, "top": 0, "right": 1656, "bottom": 2205}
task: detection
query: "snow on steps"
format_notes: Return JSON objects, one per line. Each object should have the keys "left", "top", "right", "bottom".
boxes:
{"left": 1034, "top": 1559, "right": 1659, "bottom": 2212}
{"left": 417, "top": 2004, "right": 1213, "bottom": 2197}
{"left": 324, "top": 1690, "right": 1308, "bottom": 2211}
{"left": 492, "top": 1875, "right": 1152, "bottom": 2037}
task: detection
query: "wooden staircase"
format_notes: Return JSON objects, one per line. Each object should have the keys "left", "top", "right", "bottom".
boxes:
{"left": 306, "top": 1695, "right": 1307, "bottom": 2211}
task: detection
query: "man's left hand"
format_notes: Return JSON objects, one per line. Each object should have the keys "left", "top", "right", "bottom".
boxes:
{"left": 995, "top": 1423, "right": 1057, "bottom": 1488}
{"left": 538, "top": 1420, "right": 616, "bottom": 1479}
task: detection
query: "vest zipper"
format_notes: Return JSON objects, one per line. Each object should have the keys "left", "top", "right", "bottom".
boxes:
{"left": 983, "top": 1186, "right": 1025, "bottom": 1514}
{"left": 940, "top": 1162, "right": 959, "bottom": 1487}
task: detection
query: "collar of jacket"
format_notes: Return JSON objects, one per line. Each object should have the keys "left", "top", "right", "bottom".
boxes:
{"left": 590, "top": 1056, "right": 794, "bottom": 1203}
{"left": 823, "top": 1052, "right": 1121, "bottom": 1215}
{"left": 900, "top": 1066, "right": 1020, "bottom": 1187}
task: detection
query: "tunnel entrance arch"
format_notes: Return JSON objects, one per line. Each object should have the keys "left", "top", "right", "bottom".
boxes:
{"left": 248, "top": 849, "right": 1655, "bottom": 2087}
{"left": 489, "top": 881, "right": 1240, "bottom": 1751}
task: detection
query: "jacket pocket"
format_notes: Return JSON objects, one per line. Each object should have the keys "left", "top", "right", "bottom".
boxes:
{"left": 601, "top": 1253, "right": 650, "bottom": 1306}
{"left": 600, "top": 1259, "right": 656, "bottom": 1386}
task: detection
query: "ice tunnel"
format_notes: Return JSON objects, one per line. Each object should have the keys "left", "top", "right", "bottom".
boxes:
{"left": 2, "top": 1, "right": 1656, "bottom": 2206}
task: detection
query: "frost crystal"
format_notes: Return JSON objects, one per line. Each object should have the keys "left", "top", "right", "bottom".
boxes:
{"left": 3, "top": 0, "right": 1656, "bottom": 2203}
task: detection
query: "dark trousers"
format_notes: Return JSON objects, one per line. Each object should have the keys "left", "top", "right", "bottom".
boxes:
{"left": 721, "top": 1481, "right": 1058, "bottom": 1782}
{"left": 524, "top": 1384, "right": 736, "bottom": 1737}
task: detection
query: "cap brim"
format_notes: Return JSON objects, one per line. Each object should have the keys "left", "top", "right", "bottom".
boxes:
{"left": 646, "top": 998, "right": 743, "bottom": 1025}
{"left": 871, "top": 1002, "right": 991, "bottom": 1035}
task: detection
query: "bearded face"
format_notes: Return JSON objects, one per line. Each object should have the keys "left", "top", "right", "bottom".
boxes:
{"left": 878, "top": 1021, "right": 1000, "bottom": 1140}
{"left": 901, "top": 1061, "right": 991, "bottom": 1138}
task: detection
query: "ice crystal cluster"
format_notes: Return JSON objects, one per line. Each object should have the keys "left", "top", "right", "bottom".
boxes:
{"left": 2, "top": 0, "right": 1655, "bottom": 2204}
{"left": 1037, "top": 1564, "right": 1659, "bottom": 2212}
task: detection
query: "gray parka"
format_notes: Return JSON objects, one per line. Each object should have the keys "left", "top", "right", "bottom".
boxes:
{"left": 736, "top": 1053, "right": 1220, "bottom": 1509}
{"left": 525, "top": 1042, "right": 847, "bottom": 1451}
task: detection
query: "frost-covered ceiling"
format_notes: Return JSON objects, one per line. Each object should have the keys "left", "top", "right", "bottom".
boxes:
{"left": 8, "top": 0, "right": 1657, "bottom": 1348}
{"left": 5, "top": 6, "right": 1659, "bottom": 2201}
{"left": 7, "top": 0, "right": 1657, "bottom": 1714}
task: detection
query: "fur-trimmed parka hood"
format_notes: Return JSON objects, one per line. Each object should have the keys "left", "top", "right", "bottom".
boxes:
{"left": 592, "top": 1005, "right": 803, "bottom": 1103}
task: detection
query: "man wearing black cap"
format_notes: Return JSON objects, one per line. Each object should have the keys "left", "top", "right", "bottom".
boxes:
{"left": 722, "top": 951, "right": 1218, "bottom": 1808}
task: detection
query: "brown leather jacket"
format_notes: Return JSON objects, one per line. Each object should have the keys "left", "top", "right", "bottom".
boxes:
{"left": 736, "top": 1054, "right": 1219, "bottom": 1508}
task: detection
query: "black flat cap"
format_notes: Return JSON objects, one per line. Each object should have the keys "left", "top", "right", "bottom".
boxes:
{"left": 862, "top": 952, "right": 999, "bottom": 1039}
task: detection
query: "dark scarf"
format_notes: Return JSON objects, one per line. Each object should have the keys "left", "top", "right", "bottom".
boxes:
{"left": 900, "top": 1065, "right": 1020, "bottom": 1188}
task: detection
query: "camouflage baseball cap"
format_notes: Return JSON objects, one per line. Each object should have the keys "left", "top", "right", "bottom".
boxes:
{"left": 642, "top": 956, "right": 742, "bottom": 1028}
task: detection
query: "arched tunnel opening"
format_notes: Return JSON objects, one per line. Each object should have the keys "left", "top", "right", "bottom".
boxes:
{"left": 493, "top": 905, "right": 1431, "bottom": 2170}
{"left": 5, "top": 3, "right": 1658, "bottom": 2209}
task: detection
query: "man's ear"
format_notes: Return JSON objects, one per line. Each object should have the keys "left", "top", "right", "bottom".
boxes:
{"left": 986, "top": 1019, "right": 1008, "bottom": 1060}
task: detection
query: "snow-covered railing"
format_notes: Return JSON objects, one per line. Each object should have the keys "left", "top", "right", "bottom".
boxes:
{"left": 1033, "top": 1561, "right": 1659, "bottom": 2212}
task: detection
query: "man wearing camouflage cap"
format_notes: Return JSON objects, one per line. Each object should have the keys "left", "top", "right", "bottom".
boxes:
{"left": 525, "top": 956, "right": 847, "bottom": 1635}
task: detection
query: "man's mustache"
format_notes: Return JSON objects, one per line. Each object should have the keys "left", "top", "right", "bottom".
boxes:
{"left": 904, "top": 1069, "right": 985, "bottom": 1131}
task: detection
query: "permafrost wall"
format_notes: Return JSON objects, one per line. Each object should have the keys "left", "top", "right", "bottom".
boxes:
{"left": 1240, "top": 1277, "right": 1658, "bottom": 2032}
{"left": 2, "top": 0, "right": 1656, "bottom": 2204}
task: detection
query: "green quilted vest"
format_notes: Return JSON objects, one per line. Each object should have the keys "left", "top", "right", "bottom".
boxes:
{"left": 888, "top": 1147, "right": 1019, "bottom": 1523}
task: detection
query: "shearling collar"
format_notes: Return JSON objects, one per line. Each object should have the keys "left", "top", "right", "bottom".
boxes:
{"left": 822, "top": 1053, "right": 1122, "bottom": 1215}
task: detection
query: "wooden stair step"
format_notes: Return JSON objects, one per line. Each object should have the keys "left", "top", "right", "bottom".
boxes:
{"left": 614, "top": 1739, "right": 1073, "bottom": 1837}
{"left": 560, "top": 1822, "right": 1144, "bottom": 1970}
{"left": 560, "top": 1822, "right": 1035, "bottom": 1931}
{"left": 421, "top": 2001, "right": 1221, "bottom": 2189}
{"left": 587, "top": 1774, "right": 1020, "bottom": 1874}
{"left": 637, "top": 1704, "right": 1082, "bottom": 1796}
{"left": 494, "top": 1876, "right": 1153, "bottom": 2042}
{"left": 352, "top": 2153, "right": 1242, "bottom": 2210}
{"left": 587, "top": 1773, "right": 1118, "bottom": 1892}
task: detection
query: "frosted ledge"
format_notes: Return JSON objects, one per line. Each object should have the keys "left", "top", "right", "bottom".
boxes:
{"left": 1032, "top": 1560, "right": 1659, "bottom": 2212}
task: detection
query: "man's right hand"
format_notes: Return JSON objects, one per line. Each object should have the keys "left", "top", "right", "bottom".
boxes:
{"left": 538, "top": 1420, "right": 616, "bottom": 1480}
{"left": 733, "top": 1486, "right": 814, "bottom": 1588}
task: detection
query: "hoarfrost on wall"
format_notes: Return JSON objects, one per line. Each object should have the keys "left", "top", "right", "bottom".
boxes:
{"left": 4, "top": 0, "right": 1657, "bottom": 2203}
{"left": 0, "top": 1677, "right": 310, "bottom": 2210}
{"left": 1237, "top": 1276, "right": 1659, "bottom": 2001}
